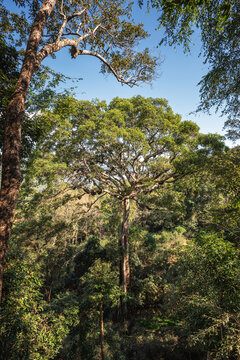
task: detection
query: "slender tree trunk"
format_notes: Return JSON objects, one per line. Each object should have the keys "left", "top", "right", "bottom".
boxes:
{"left": 119, "top": 198, "right": 130, "bottom": 318}
{"left": 99, "top": 298, "right": 105, "bottom": 360}
{"left": 0, "top": 0, "right": 57, "bottom": 303}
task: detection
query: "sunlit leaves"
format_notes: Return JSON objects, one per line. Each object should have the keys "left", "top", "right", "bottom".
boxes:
{"left": 1, "top": 0, "right": 158, "bottom": 86}
{"left": 147, "top": 0, "right": 240, "bottom": 138}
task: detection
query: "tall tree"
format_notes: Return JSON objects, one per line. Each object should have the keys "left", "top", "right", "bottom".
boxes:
{"left": 81, "top": 260, "right": 120, "bottom": 360}
{"left": 0, "top": 37, "right": 67, "bottom": 167}
{"left": 143, "top": 0, "right": 240, "bottom": 139}
{"left": 35, "top": 95, "right": 225, "bottom": 315}
{"left": 0, "top": 0, "right": 157, "bottom": 301}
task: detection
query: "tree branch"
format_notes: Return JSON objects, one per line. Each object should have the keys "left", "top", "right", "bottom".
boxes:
{"left": 36, "top": 22, "right": 102, "bottom": 66}
{"left": 85, "top": 192, "right": 106, "bottom": 213}
{"left": 78, "top": 50, "right": 139, "bottom": 87}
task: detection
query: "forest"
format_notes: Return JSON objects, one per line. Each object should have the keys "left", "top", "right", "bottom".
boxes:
{"left": 0, "top": 1, "right": 239, "bottom": 360}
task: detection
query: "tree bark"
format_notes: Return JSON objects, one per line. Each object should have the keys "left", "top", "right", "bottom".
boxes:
{"left": 0, "top": 0, "right": 57, "bottom": 303}
{"left": 99, "top": 298, "right": 105, "bottom": 360}
{"left": 119, "top": 198, "right": 130, "bottom": 318}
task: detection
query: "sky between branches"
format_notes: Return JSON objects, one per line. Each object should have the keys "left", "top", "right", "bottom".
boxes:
{"left": 7, "top": 1, "right": 239, "bottom": 145}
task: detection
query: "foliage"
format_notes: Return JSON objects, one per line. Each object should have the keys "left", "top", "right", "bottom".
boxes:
{"left": 145, "top": 0, "right": 240, "bottom": 138}
{"left": 169, "top": 233, "right": 240, "bottom": 359}
{"left": 80, "top": 259, "right": 120, "bottom": 308}
{"left": 1, "top": 93, "right": 239, "bottom": 359}
{"left": 1, "top": 0, "right": 239, "bottom": 356}
{"left": 26, "top": 95, "right": 225, "bottom": 313}
{"left": 1, "top": 0, "right": 157, "bottom": 86}
{"left": 32, "top": 95, "right": 225, "bottom": 201}
{"left": 0, "top": 37, "right": 20, "bottom": 165}
{"left": 0, "top": 37, "right": 75, "bottom": 164}
{"left": 0, "top": 248, "right": 79, "bottom": 360}
{"left": 0, "top": 37, "right": 19, "bottom": 112}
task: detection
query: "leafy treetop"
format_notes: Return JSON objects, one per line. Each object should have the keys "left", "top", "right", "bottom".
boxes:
{"left": 143, "top": 0, "right": 240, "bottom": 138}
{"left": 33, "top": 95, "right": 225, "bottom": 201}
{"left": 1, "top": 0, "right": 158, "bottom": 86}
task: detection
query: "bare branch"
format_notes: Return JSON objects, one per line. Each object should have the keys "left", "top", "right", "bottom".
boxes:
{"left": 36, "top": 17, "right": 101, "bottom": 67}
{"left": 56, "top": 7, "right": 90, "bottom": 42}
{"left": 56, "top": 17, "right": 68, "bottom": 42}
{"left": 78, "top": 50, "right": 138, "bottom": 87}
{"left": 36, "top": 37, "right": 80, "bottom": 66}
{"left": 62, "top": 32, "right": 83, "bottom": 37}
{"left": 85, "top": 192, "right": 106, "bottom": 213}
{"left": 95, "top": 172, "right": 120, "bottom": 192}
{"left": 143, "top": 147, "right": 166, "bottom": 163}
{"left": 59, "top": 0, "right": 65, "bottom": 18}
{"left": 67, "top": 9, "right": 89, "bottom": 23}
{"left": 118, "top": 155, "right": 136, "bottom": 183}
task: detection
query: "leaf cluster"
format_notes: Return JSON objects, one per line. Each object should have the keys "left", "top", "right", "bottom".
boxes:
{"left": 145, "top": 0, "right": 240, "bottom": 138}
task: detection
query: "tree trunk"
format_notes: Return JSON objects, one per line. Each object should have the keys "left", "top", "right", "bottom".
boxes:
{"left": 99, "top": 298, "right": 105, "bottom": 360}
{"left": 119, "top": 198, "right": 130, "bottom": 318}
{"left": 0, "top": 0, "right": 57, "bottom": 303}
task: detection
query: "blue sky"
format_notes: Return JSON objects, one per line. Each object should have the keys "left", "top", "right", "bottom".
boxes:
{"left": 7, "top": 0, "right": 232, "bottom": 138}
{"left": 6, "top": 0, "right": 233, "bottom": 141}
{"left": 42, "top": 3, "right": 230, "bottom": 139}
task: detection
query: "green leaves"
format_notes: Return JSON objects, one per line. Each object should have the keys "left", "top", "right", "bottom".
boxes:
{"left": 0, "top": 254, "right": 79, "bottom": 360}
{"left": 150, "top": 0, "right": 240, "bottom": 138}
{"left": 4, "top": 92, "right": 235, "bottom": 359}
{"left": 172, "top": 233, "right": 240, "bottom": 357}
{"left": 1, "top": 0, "right": 158, "bottom": 86}
{"left": 81, "top": 259, "right": 120, "bottom": 306}
{"left": 31, "top": 95, "right": 225, "bottom": 204}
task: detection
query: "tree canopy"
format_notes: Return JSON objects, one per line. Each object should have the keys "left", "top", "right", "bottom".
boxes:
{"left": 1, "top": 93, "right": 239, "bottom": 359}
{"left": 0, "top": 0, "right": 159, "bottom": 301}
{"left": 144, "top": 0, "right": 240, "bottom": 139}
{"left": 27, "top": 94, "right": 225, "bottom": 315}
{"left": 1, "top": 0, "right": 158, "bottom": 86}
{"left": 0, "top": 2, "right": 240, "bottom": 358}
{"left": 39, "top": 95, "right": 224, "bottom": 198}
